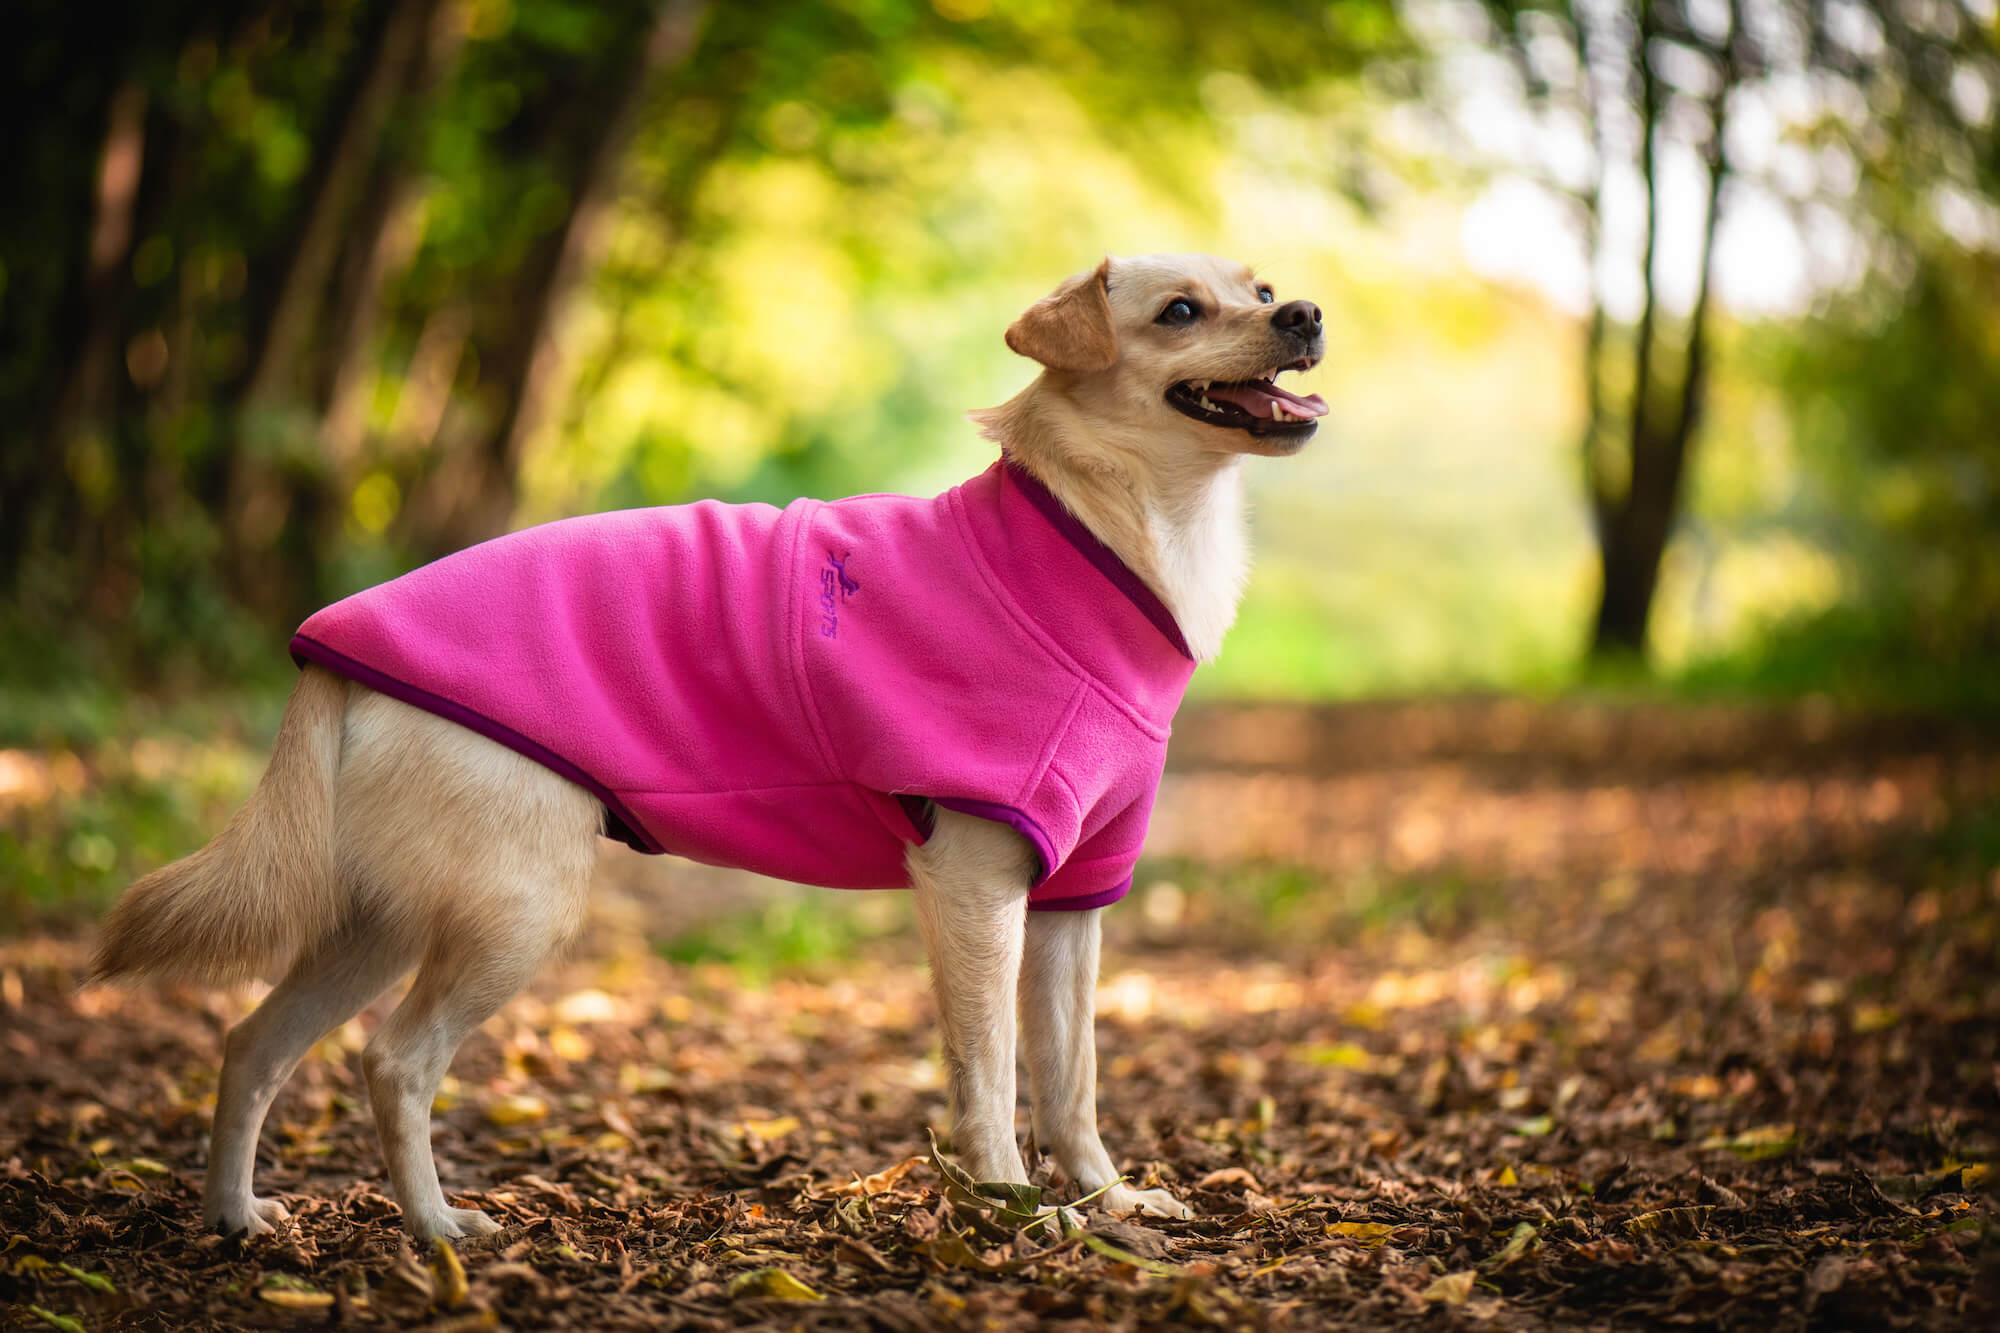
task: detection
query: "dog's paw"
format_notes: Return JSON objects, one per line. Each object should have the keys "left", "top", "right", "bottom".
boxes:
{"left": 1101, "top": 1183, "right": 1193, "bottom": 1220}
{"left": 207, "top": 1195, "right": 291, "bottom": 1237}
{"left": 410, "top": 1205, "right": 504, "bottom": 1241}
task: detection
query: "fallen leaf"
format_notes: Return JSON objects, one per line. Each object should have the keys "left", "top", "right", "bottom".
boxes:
{"left": 1699, "top": 1124, "right": 1797, "bottom": 1160}
{"left": 433, "top": 1239, "right": 469, "bottom": 1309}
{"left": 1196, "top": 1166, "right": 1261, "bottom": 1191}
{"left": 1623, "top": 1206, "right": 1715, "bottom": 1236}
{"left": 1422, "top": 1270, "right": 1476, "bottom": 1304}
{"left": 115, "top": 1157, "right": 172, "bottom": 1177}
{"left": 1295, "top": 1041, "right": 1377, "bottom": 1071}
{"left": 726, "top": 1267, "right": 821, "bottom": 1301}
{"left": 1484, "top": 1221, "right": 1537, "bottom": 1270}
{"left": 54, "top": 1263, "right": 114, "bottom": 1294}
{"left": 834, "top": 1154, "right": 924, "bottom": 1197}
{"left": 485, "top": 1094, "right": 549, "bottom": 1127}
{"left": 1327, "top": 1221, "right": 1397, "bottom": 1246}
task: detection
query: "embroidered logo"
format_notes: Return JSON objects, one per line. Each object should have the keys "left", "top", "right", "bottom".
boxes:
{"left": 819, "top": 550, "right": 859, "bottom": 638}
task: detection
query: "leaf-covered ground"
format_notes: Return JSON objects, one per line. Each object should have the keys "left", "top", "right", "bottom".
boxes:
{"left": 3, "top": 700, "right": 1997, "bottom": 1330}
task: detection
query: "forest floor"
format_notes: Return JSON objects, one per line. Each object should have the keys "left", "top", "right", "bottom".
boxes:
{"left": 3, "top": 699, "right": 1998, "bottom": 1330}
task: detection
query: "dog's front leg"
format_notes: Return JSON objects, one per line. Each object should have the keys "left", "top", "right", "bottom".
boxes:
{"left": 1021, "top": 908, "right": 1192, "bottom": 1219}
{"left": 908, "top": 808, "right": 1036, "bottom": 1184}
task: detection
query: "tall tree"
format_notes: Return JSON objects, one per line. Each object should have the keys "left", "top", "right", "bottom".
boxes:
{"left": 1473, "top": 0, "right": 1999, "bottom": 662}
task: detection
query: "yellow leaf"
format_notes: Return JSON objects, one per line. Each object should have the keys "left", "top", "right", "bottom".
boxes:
{"left": 485, "top": 1094, "right": 549, "bottom": 1127}
{"left": 258, "top": 1287, "right": 334, "bottom": 1310}
{"left": 548, "top": 1027, "right": 594, "bottom": 1062}
{"left": 619, "top": 1063, "right": 676, "bottom": 1095}
{"left": 1296, "top": 1041, "right": 1376, "bottom": 1071}
{"left": 119, "top": 1158, "right": 172, "bottom": 1177}
{"left": 1326, "top": 1221, "right": 1397, "bottom": 1246}
{"left": 726, "top": 1267, "right": 822, "bottom": 1301}
{"left": 432, "top": 1239, "right": 469, "bottom": 1309}
{"left": 1852, "top": 1004, "right": 1899, "bottom": 1033}
{"left": 1423, "top": 1270, "right": 1476, "bottom": 1304}
{"left": 1699, "top": 1124, "right": 1798, "bottom": 1160}
{"left": 1963, "top": 1163, "right": 1989, "bottom": 1189}
{"left": 1497, "top": 1165, "right": 1519, "bottom": 1186}
{"left": 738, "top": 1116, "right": 800, "bottom": 1140}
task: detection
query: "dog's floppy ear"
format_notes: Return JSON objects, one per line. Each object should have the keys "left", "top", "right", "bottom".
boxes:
{"left": 1004, "top": 258, "right": 1117, "bottom": 373}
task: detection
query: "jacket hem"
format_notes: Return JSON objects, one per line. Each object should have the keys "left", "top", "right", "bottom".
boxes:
{"left": 289, "top": 634, "right": 664, "bottom": 855}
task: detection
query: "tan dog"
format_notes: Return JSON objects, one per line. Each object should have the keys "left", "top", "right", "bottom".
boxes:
{"left": 93, "top": 253, "right": 1324, "bottom": 1240}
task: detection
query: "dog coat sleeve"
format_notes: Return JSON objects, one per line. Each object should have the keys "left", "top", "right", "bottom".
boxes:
{"left": 1025, "top": 787, "right": 1157, "bottom": 911}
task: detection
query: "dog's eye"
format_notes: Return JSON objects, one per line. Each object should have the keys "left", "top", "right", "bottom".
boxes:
{"left": 1257, "top": 288, "right": 1275, "bottom": 304}
{"left": 1157, "top": 299, "right": 1198, "bottom": 325}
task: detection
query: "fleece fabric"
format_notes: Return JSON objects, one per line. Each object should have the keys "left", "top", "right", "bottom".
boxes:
{"left": 290, "top": 459, "right": 1197, "bottom": 910}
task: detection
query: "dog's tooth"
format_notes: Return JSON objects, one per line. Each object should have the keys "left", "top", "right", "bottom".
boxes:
{"left": 1200, "top": 396, "right": 1219, "bottom": 411}
{"left": 1271, "top": 405, "right": 1289, "bottom": 422}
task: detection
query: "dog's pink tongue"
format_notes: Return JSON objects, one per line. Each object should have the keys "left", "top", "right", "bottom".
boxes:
{"left": 1205, "top": 381, "right": 1328, "bottom": 419}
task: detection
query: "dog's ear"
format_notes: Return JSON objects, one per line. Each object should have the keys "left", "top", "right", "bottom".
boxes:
{"left": 1004, "top": 258, "right": 1117, "bottom": 373}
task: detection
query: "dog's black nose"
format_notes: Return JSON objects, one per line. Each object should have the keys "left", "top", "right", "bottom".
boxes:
{"left": 1271, "top": 299, "right": 1322, "bottom": 336}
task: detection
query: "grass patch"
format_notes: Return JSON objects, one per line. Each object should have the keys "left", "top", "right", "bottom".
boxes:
{"left": 653, "top": 891, "right": 917, "bottom": 984}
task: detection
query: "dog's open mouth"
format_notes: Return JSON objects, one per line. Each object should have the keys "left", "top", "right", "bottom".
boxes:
{"left": 1165, "top": 364, "right": 1328, "bottom": 436}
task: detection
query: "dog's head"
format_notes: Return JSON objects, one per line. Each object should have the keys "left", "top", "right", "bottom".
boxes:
{"left": 999, "top": 253, "right": 1325, "bottom": 458}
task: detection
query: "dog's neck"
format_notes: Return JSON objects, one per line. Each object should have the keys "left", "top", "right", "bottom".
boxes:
{"left": 973, "top": 389, "right": 1250, "bottom": 663}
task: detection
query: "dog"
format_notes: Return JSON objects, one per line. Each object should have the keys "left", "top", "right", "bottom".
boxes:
{"left": 92, "top": 253, "right": 1325, "bottom": 1241}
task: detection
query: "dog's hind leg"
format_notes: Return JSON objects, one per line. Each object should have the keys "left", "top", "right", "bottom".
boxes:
{"left": 909, "top": 808, "right": 1038, "bottom": 1185}
{"left": 206, "top": 924, "right": 419, "bottom": 1235}
{"left": 1021, "top": 908, "right": 1192, "bottom": 1219}
{"left": 333, "top": 693, "right": 601, "bottom": 1239}
{"left": 362, "top": 923, "right": 572, "bottom": 1240}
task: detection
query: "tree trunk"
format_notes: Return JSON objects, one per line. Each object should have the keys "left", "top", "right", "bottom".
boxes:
{"left": 318, "top": 3, "right": 464, "bottom": 482}
{"left": 414, "top": 0, "right": 710, "bottom": 552}
{"left": 51, "top": 79, "right": 147, "bottom": 456}
{"left": 240, "top": 0, "right": 434, "bottom": 410}
{"left": 225, "top": 0, "right": 433, "bottom": 618}
{"left": 1589, "top": 10, "right": 1733, "bottom": 662}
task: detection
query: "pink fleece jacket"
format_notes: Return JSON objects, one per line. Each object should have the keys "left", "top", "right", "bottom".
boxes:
{"left": 291, "top": 459, "right": 1195, "bottom": 910}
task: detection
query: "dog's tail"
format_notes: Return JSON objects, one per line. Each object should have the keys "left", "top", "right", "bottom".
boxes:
{"left": 91, "top": 666, "right": 349, "bottom": 986}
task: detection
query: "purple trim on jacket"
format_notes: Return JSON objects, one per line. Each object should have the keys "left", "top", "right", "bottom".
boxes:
{"left": 1001, "top": 458, "right": 1194, "bottom": 661}
{"left": 1031, "top": 876, "right": 1133, "bottom": 912}
{"left": 894, "top": 794, "right": 1061, "bottom": 891}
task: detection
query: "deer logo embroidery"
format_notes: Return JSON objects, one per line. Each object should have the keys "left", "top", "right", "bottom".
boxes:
{"left": 819, "top": 551, "right": 859, "bottom": 638}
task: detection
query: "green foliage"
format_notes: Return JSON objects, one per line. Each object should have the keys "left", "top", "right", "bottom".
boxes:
{"left": 1675, "top": 242, "right": 2000, "bottom": 714}
{"left": 654, "top": 889, "right": 913, "bottom": 984}
{"left": 0, "top": 687, "right": 282, "bottom": 924}
{"left": 1, "top": 0, "right": 1407, "bottom": 689}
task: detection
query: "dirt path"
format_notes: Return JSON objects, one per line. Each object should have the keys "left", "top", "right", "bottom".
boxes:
{"left": 3, "top": 701, "right": 1996, "bottom": 1329}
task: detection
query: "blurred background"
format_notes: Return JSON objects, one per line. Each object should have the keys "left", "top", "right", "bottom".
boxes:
{"left": 1, "top": 0, "right": 1997, "bottom": 920}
